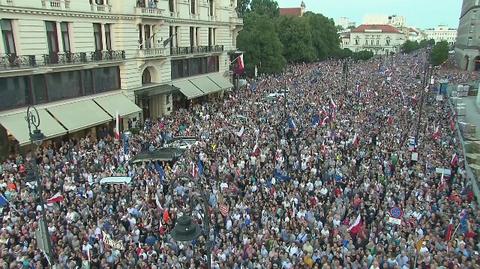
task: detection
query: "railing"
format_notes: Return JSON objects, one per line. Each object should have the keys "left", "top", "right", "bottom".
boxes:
{"left": 137, "top": 47, "right": 167, "bottom": 58}
{"left": 91, "top": 3, "right": 111, "bottom": 12}
{"left": 0, "top": 0, "right": 14, "bottom": 5}
{"left": 230, "top": 16, "right": 243, "bottom": 25}
{"left": 170, "top": 45, "right": 224, "bottom": 56}
{"left": 135, "top": 6, "right": 163, "bottom": 15}
{"left": 0, "top": 50, "right": 125, "bottom": 70}
{"left": 41, "top": 0, "right": 70, "bottom": 10}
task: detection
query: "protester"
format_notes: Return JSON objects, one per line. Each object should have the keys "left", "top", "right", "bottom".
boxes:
{"left": 0, "top": 50, "right": 479, "bottom": 269}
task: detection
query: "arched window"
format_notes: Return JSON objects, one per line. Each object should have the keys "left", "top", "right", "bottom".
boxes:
{"left": 142, "top": 68, "right": 152, "bottom": 85}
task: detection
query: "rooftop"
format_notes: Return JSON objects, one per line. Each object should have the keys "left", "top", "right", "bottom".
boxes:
{"left": 352, "top": 24, "right": 402, "bottom": 34}
{"left": 279, "top": 8, "right": 303, "bottom": 17}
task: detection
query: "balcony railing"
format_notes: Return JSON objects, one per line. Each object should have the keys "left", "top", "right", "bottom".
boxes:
{"left": 0, "top": 50, "right": 125, "bottom": 70}
{"left": 137, "top": 47, "right": 167, "bottom": 58}
{"left": 91, "top": 3, "right": 111, "bottom": 12}
{"left": 170, "top": 45, "right": 224, "bottom": 56}
{"left": 230, "top": 16, "right": 243, "bottom": 25}
{"left": 0, "top": 0, "right": 14, "bottom": 5}
{"left": 41, "top": 0, "right": 70, "bottom": 9}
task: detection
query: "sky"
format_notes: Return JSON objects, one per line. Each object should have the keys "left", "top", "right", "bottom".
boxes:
{"left": 276, "top": 0, "right": 463, "bottom": 29}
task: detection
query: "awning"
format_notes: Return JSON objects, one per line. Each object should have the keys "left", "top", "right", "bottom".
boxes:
{"left": 0, "top": 109, "right": 67, "bottom": 146}
{"left": 172, "top": 80, "right": 205, "bottom": 100}
{"left": 135, "top": 84, "right": 178, "bottom": 97}
{"left": 189, "top": 76, "right": 222, "bottom": 94}
{"left": 94, "top": 93, "right": 141, "bottom": 117}
{"left": 208, "top": 73, "right": 234, "bottom": 89}
{"left": 47, "top": 100, "right": 112, "bottom": 133}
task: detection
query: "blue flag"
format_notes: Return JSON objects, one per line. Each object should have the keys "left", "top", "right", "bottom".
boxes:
{"left": 288, "top": 117, "right": 297, "bottom": 129}
{"left": 311, "top": 114, "right": 320, "bottom": 127}
{"left": 155, "top": 162, "right": 166, "bottom": 180}
{"left": 0, "top": 195, "right": 7, "bottom": 207}
{"left": 198, "top": 159, "right": 204, "bottom": 176}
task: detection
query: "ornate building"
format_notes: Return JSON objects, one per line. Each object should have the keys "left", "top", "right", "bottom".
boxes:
{"left": 455, "top": 0, "right": 480, "bottom": 71}
{"left": 341, "top": 24, "right": 405, "bottom": 55}
{"left": 0, "top": 0, "right": 242, "bottom": 151}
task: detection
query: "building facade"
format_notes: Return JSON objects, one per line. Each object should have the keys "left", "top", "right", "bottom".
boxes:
{"left": 336, "top": 17, "right": 356, "bottom": 30}
{"left": 341, "top": 24, "right": 405, "bottom": 55}
{"left": 455, "top": 0, "right": 480, "bottom": 71}
{"left": 0, "top": 0, "right": 242, "bottom": 153}
{"left": 279, "top": 1, "right": 305, "bottom": 17}
{"left": 424, "top": 25, "right": 457, "bottom": 46}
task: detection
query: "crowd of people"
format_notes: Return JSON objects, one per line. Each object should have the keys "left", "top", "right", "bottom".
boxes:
{"left": 0, "top": 50, "right": 479, "bottom": 269}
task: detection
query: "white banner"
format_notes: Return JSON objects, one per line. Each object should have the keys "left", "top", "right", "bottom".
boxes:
{"left": 102, "top": 231, "right": 125, "bottom": 250}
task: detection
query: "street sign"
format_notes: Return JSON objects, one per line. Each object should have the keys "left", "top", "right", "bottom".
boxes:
{"left": 390, "top": 207, "right": 403, "bottom": 219}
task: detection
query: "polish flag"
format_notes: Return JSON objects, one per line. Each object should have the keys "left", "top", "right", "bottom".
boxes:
{"left": 387, "top": 116, "right": 394, "bottom": 125}
{"left": 114, "top": 111, "right": 120, "bottom": 140}
{"left": 46, "top": 192, "right": 64, "bottom": 204}
{"left": 235, "top": 54, "right": 244, "bottom": 75}
{"left": 251, "top": 142, "right": 260, "bottom": 157}
{"left": 219, "top": 204, "right": 229, "bottom": 217}
{"left": 450, "top": 118, "right": 455, "bottom": 131}
{"left": 353, "top": 133, "right": 360, "bottom": 148}
{"left": 348, "top": 215, "right": 362, "bottom": 235}
{"left": 330, "top": 98, "right": 337, "bottom": 110}
{"left": 320, "top": 116, "right": 329, "bottom": 127}
{"left": 432, "top": 125, "right": 441, "bottom": 141}
{"left": 450, "top": 153, "right": 459, "bottom": 167}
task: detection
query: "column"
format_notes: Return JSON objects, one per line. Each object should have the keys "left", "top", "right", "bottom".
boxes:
{"left": 141, "top": 24, "right": 146, "bottom": 49}
{"left": 150, "top": 24, "right": 154, "bottom": 48}
{"left": 56, "top": 22, "right": 64, "bottom": 52}
{"left": 101, "top": 24, "right": 107, "bottom": 51}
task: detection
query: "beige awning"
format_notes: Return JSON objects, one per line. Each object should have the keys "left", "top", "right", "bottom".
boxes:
{"left": 189, "top": 76, "right": 222, "bottom": 94}
{"left": 172, "top": 80, "right": 205, "bottom": 99}
{"left": 0, "top": 109, "right": 67, "bottom": 146}
{"left": 94, "top": 93, "right": 141, "bottom": 117}
{"left": 208, "top": 73, "right": 234, "bottom": 89}
{"left": 47, "top": 100, "right": 112, "bottom": 133}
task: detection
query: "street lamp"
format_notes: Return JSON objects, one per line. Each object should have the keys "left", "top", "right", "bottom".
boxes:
{"left": 170, "top": 175, "right": 212, "bottom": 269}
{"left": 25, "top": 106, "right": 53, "bottom": 264}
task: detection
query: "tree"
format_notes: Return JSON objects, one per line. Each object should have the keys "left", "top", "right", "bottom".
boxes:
{"left": 304, "top": 12, "right": 340, "bottom": 61}
{"left": 430, "top": 41, "right": 449, "bottom": 66}
{"left": 401, "top": 40, "right": 420, "bottom": 53}
{"left": 237, "top": 13, "right": 286, "bottom": 75}
{"left": 250, "top": 0, "right": 279, "bottom": 17}
{"left": 276, "top": 16, "right": 316, "bottom": 63}
{"left": 352, "top": 50, "right": 374, "bottom": 61}
{"left": 236, "top": 0, "right": 250, "bottom": 17}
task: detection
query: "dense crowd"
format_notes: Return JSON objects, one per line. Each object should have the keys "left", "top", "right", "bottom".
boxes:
{"left": 1, "top": 51, "right": 479, "bottom": 269}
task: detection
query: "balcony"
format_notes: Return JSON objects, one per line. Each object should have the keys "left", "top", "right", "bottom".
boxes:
{"left": 135, "top": 6, "right": 164, "bottom": 16}
{"left": 170, "top": 45, "right": 224, "bottom": 56}
{"left": 90, "top": 3, "right": 111, "bottom": 12}
{"left": 0, "top": 0, "right": 14, "bottom": 6}
{"left": 137, "top": 47, "right": 167, "bottom": 58}
{"left": 230, "top": 16, "right": 243, "bottom": 25}
{"left": 0, "top": 50, "right": 125, "bottom": 71}
{"left": 41, "top": 0, "right": 70, "bottom": 9}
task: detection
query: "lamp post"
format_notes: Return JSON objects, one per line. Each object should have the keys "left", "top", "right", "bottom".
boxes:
{"left": 25, "top": 106, "right": 53, "bottom": 265}
{"left": 414, "top": 49, "right": 432, "bottom": 146}
{"left": 343, "top": 59, "right": 349, "bottom": 92}
{"left": 170, "top": 175, "right": 212, "bottom": 269}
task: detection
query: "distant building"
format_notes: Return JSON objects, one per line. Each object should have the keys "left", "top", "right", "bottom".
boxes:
{"left": 341, "top": 24, "right": 405, "bottom": 55}
{"left": 424, "top": 25, "right": 457, "bottom": 46}
{"left": 455, "top": 0, "right": 480, "bottom": 71}
{"left": 336, "top": 17, "right": 356, "bottom": 30}
{"left": 387, "top": 15, "right": 406, "bottom": 28}
{"left": 279, "top": 1, "right": 306, "bottom": 17}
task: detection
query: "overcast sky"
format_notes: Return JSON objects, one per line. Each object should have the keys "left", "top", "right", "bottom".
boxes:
{"left": 276, "top": 0, "right": 463, "bottom": 29}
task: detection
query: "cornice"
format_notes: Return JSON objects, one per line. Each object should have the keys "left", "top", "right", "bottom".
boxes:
{"left": 0, "top": 6, "right": 135, "bottom": 20}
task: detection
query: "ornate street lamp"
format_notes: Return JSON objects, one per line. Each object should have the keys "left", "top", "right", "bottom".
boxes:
{"left": 25, "top": 106, "right": 53, "bottom": 264}
{"left": 170, "top": 175, "right": 212, "bottom": 269}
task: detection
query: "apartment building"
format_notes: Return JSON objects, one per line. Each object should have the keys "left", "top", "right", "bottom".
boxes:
{"left": 424, "top": 25, "right": 457, "bottom": 46}
{"left": 455, "top": 0, "right": 480, "bottom": 71}
{"left": 0, "top": 0, "right": 242, "bottom": 153}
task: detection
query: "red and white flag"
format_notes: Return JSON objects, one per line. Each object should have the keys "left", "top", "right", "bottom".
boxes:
{"left": 432, "top": 125, "right": 441, "bottom": 141}
{"left": 235, "top": 54, "right": 244, "bottom": 75}
{"left": 191, "top": 162, "right": 198, "bottom": 178}
{"left": 450, "top": 153, "right": 459, "bottom": 167}
{"left": 114, "top": 111, "right": 120, "bottom": 140}
{"left": 348, "top": 215, "right": 362, "bottom": 235}
{"left": 219, "top": 204, "right": 229, "bottom": 217}
{"left": 353, "top": 133, "right": 360, "bottom": 148}
{"left": 320, "top": 116, "right": 329, "bottom": 127}
{"left": 46, "top": 192, "right": 64, "bottom": 204}
{"left": 251, "top": 143, "right": 260, "bottom": 157}
{"left": 330, "top": 98, "right": 337, "bottom": 110}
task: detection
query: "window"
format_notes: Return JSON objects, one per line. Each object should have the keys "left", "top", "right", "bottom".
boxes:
{"left": 212, "top": 28, "right": 216, "bottom": 45}
{"left": 1, "top": 19, "right": 16, "bottom": 54}
{"left": 208, "top": 28, "right": 212, "bottom": 47}
{"left": 166, "top": 94, "right": 170, "bottom": 104}
{"left": 386, "top": 38, "right": 391, "bottom": 46}
{"left": 468, "top": 37, "right": 473, "bottom": 46}
{"left": 370, "top": 40, "right": 374, "bottom": 45}
{"left": 190, "top": 27, "right": 194, "bottom": 47}
{"left": 105, "top": 24, "right": 112, "bottom": 50}
{"left": 209, "top": 0, "right": 214, "bottom": 16}
{"left": 175, "top": 26, "right": 179, "bottom": 47}
{"left": 93, "top": 67, "right": 120, "bottom": 93}
{"left": 190, "top": 0, "right": 196, "bottom": 14}
{"left": 33, "top": 75, "right": 48, "bottom": 104}
{"left": 93, "top": 23, "right": 103, "bottom": 51}
{"left": 169, "top": 0, "right": 175, "bottom": 13}
{"left": 0, "top": 76, "right": 31, "bottom": 111}
{"left": 60, "top": 22, "right": 71, "bottom": 52}
{"left": 196, "top": 27, "right": 200, "bottom": 46}
{"left": 46, "top": 71, "right": 82, "bottom": 101}
{"left": 169, "top": 26, "right": 174, "bottom": 48}
{"left": 144, "top": 25, "right": 151, "bottom": 49}
{"left": 354, "top": 38, "right": 359, "bottom": 45}
{"left": 376, "top": 39, "right": 379, "bottom": 45}
{"left": 139, "top": 24, "right": 143, "bottom": 49}
{"left": 45, "top": 21, "right": 59, "bottom": 53}
{"left": 82, "top": 70, "right": 94, "bottom": 95}
{"left": 171, "top": 56, "right": 218, "bottom": 79}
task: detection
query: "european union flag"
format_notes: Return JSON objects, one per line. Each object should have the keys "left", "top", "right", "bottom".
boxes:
{"left": 311, "top": 114, "right": 320, "bottom": 127}
{"left": 198, "top": 159, "right": 204, "bottom": 176}
{"left": 155, "top": 162, "right": 166, "bottom": 180}
{"left": 287, "top": 117, "right": 297, "bottom": 129}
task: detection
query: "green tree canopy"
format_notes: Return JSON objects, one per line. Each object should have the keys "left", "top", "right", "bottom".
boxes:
{"left": 250, "top": 0, "right": 279, "bottom": 17}
{"left": 352, "top": 50, "right": 374, "bottom": 61}
{"left": 276, "top": 16, "right": 316, "bottom": 63}
{"left": 401, "top": 40, "right": 420, "bottom": 53}
{"left": 236, "top": 0, "right": 251, "bottom": 17}
{"left": 237, "top": 13, "right": 286, "bottom": 75}
{"left": 304, "top": 12, "right": 340, "bottom": 60}
{"left": 430, "top": 41, "right": 449, "bottom": 66}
